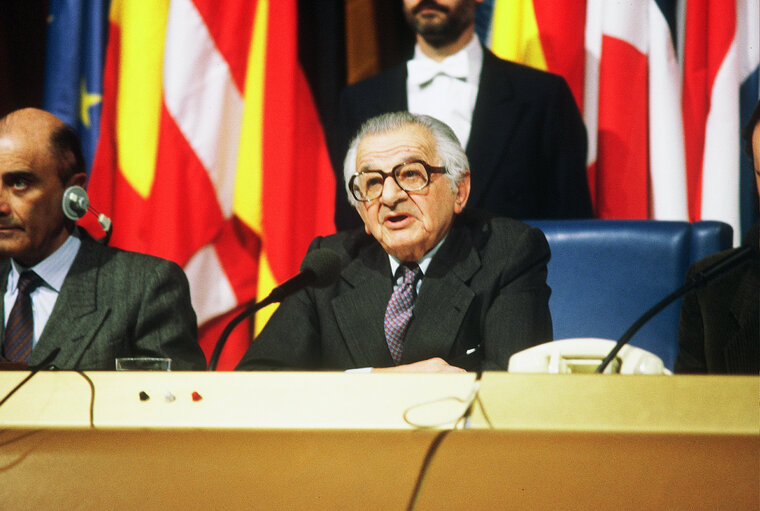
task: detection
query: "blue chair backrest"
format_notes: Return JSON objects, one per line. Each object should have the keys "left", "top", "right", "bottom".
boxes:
{"left": 527, "top": 220, "right": 733, "bottom": 370}
{"left": 690, "top": 220, "right": 733, "bottom": 262}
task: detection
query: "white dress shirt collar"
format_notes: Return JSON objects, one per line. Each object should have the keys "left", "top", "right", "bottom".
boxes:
{"left": 387, "top": 233, "right": 448, "bottom": 281}
{"left": 9, "top": 230, "right": 81, "bottom": 292}
{"left": 5, "top": 231, "right": 82, "bottom": 347}
{"left": 408, "top": 34, "right": 483, "bottom": 86}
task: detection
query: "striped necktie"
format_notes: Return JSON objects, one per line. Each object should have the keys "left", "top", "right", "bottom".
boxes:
{"left": 3, "top": 271, "right": 43, "bottom": 362}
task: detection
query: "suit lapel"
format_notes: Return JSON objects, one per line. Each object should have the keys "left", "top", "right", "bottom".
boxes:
{"left": 29, "top": 238, "right": 110, "bottom": 367}
{"left": 332, "top": 242, "right": 396, "bottom": 366}
{"left": 0, "top": 260, "right": 8, "bottom": 349}
{"left": 402, "top": 221, "right": 480, "bottom": 363}
{"left": 466, "top": 49, "right": 520, "bottom": 207}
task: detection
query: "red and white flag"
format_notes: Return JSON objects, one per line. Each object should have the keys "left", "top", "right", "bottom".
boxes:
{"left": 87, "top": 0, "right": 335, "bottom": 368}
{"left": 583, "top": 0, "right": 688, "bottom": 220}
{"left": 682, "top": 0, "right": 759, "bottom": 243}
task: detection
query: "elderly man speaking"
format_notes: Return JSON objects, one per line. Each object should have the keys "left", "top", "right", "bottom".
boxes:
{"left": 237, "top": 112, "right": 552, "bottom": 372}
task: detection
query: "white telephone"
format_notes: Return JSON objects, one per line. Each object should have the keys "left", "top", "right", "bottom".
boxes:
{"left": 508, "top": 338, "right": 672, "bottom": 375}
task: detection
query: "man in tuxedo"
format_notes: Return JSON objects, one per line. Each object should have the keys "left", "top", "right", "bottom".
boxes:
{"left": 0, "top": 108, "right": 206, "bottom": 370}
{"left": 332, "top": 0, "right": 593, "bottom": 230}
{"left": 675, "top": 100, "right": 760, "bottom": 374}
{"left": 237, "top": 112, "right": 552, "bottom": 372}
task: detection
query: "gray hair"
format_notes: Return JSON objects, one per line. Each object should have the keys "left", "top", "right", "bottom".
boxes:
{"left": 343, "top": 112, "right": 470, "bottom": 206}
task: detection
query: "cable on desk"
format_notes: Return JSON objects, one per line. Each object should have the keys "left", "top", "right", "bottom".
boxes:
{"left": 402, "top": 380, "right": 481, "bottom": 429}
{"left": 471, "top": 391, "right": 493, "bottom": 429}
{"left": 75, "top": 370, "right": 96, "bottom": 428}
{"left": 405, "top": 428, "right": 451, "bottom": 511}
{"left": 0, "top": 369, "right": 95, "bottom": 429}
{"left": 404, "top": 370, "right": 488, "bottom": 510}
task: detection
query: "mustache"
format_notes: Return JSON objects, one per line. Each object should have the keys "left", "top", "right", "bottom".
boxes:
{"left": 412, "top": 0, "right": 450, "bottom": 15}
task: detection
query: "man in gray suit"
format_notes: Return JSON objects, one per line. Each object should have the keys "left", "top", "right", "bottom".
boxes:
{"left": 0, "top": 108, "right": 206, "bottom": 370}
{"left": 237, "top": 112, "right": 552, "bottom": 372}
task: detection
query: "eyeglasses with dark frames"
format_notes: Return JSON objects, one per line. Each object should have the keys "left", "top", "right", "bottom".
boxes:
{"left": 349, "top": 160, "right": 446, "bottom": 202}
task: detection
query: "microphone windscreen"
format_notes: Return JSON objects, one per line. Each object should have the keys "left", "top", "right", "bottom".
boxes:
{"left": 300, "top": 248, "right": 342, "bottom": 288}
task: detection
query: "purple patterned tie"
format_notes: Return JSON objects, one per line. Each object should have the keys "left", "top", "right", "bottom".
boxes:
{"left": 3, "top": 271, "right": 43, "bottom": 362}
{"left": 384, "top": 263, "right": 421, "bottom": 364}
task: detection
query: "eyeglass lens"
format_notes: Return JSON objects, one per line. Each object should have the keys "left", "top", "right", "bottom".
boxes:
{"left": 353, "top": 162, "right": 429, "bottom": 200}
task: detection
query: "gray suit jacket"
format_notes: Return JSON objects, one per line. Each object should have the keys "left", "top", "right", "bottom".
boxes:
{"left": 0, "top": 235, "right": 206, "bottom": 370}
{"left": 237, "top": 210, "right": 553, "bottom": 371}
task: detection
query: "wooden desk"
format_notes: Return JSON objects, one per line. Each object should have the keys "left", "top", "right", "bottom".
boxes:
{"left": 1, "top": 372, "right": 757, "bottom": 510}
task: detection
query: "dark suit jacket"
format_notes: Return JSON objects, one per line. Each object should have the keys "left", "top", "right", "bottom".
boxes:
{"left": 675, "top": 223, "right": 759, "bottom": 374}
{"left": 237, "top": 211, "right": 552, "bottom": 371}
{"left": 333, "top": 47, "right": 593, "bottom": 230}
{"left": 0, "top": 235, "right": 207, "bottom": 370}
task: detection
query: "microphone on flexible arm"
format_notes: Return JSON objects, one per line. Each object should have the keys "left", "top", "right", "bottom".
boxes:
{"left": 62, "top": 186, "right": 113, "bottom": 245}
{"left": 595, "top": 243, "right": 757, "bottom": 373}
{"left": 207, "top": 248, "right": 342, "bottom": 371}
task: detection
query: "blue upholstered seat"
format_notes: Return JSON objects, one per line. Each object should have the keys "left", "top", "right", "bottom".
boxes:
{"left": 527, "top": 220, "right": 733, "bottom": 370}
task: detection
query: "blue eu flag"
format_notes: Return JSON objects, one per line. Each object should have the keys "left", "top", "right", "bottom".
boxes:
{"left": 43, "top": 0, "right": 111, "bottom": 175}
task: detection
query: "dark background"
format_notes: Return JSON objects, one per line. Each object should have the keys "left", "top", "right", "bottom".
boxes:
{"left": 0, "top": 1, "right": 49, "bottom": 118}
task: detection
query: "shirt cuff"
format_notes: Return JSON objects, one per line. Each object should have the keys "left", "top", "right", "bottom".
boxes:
{"left": 345, "top": 367, "right": 373, "bottom": 373}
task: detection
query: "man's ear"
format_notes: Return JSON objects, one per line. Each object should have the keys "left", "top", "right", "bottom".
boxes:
{"left": 453, "top": 171, "right": 471, "bottom": 214}
{"left": 66, "top": 172, "right": 87, "bottom": 188}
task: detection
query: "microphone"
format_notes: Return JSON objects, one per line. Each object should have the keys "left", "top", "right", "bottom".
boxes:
{"left": 596, "top": 243, "right": 757, "bottom": 373}
{"left": 268, "top": 248, "right": 343, "bottom": 302}
{"left": 207, "top": 248, "right": 342, "bottom": 370}
{"left": 62, "top": 186, "right": 113, "bottom": 245}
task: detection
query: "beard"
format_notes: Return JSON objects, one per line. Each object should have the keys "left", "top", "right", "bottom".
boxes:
{"left": 403, "top": 0, "right": 477, "bottom": 48}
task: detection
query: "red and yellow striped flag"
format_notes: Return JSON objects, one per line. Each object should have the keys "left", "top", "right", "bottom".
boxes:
{"left": 487, "top": 0, "right": 586, "bottom": 111}
{"left": 87, "top": 0, "right": 335, "bottom": 369}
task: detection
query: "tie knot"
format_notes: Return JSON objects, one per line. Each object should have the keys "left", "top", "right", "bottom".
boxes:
{"left": 400, "top": 263, "right": 421, "bottom": 285}
{"left": 17, "top": 271, "right": 43, "bottom": 294}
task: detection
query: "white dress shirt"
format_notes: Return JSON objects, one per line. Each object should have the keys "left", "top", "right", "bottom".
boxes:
{"left": 387, "top": 235, "right": 447, "bottom": 295}
{"left": 406, "top": 35, "right": 483, "bottom": 148}
{"left": 346, "top": 237, "right": 447, "bottom": 373}
{"left": 4, "top": 232, "right": 81, "bottom": 347}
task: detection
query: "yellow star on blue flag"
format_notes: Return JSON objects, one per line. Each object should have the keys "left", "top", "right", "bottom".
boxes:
{"left": 43, "top": 0, "right": 110, "bottom": 174}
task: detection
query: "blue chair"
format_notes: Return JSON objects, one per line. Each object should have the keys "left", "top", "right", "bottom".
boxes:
{"left": 690, "top": 220, "right": 733, "bottom": 262}
{"left": 527, "top": 220, "right": 733, "bottom": 370}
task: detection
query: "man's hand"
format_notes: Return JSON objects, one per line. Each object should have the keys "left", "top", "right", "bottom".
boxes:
{"left": 371, "top": 357, "right": 466, "bottom": 373}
